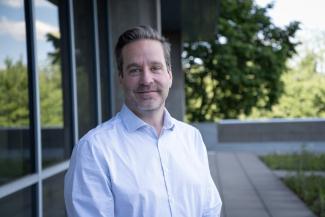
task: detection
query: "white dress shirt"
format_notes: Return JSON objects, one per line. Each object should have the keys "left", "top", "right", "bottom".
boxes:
{"left": 64, "top": 105, "right": 222, "bottom": 217}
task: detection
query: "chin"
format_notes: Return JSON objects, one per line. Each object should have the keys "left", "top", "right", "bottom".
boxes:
{"left": 138, "top": 105, "right": 160, "bottom": 111}
{"left": 137, "top": 101, "right": 163, "bottom": 112}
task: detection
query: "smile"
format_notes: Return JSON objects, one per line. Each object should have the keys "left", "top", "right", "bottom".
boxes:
{"left": 136, "top": 90, "right": 159, "bottom": 94}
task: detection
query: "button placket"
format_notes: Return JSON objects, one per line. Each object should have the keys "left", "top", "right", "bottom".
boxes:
{"left": 157, "top": 136, "right": 173, "bottom": 216}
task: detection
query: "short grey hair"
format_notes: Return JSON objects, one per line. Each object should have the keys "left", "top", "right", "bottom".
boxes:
{"left": 115, "top": 25, "right": 171, "bottom": 76}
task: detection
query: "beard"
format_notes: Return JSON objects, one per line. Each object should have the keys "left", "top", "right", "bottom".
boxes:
{"left": 125, "top": 84, "right": 168, "bottom": 113}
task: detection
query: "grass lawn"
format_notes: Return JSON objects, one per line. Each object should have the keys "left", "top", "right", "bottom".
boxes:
{"left": 284, "top": 175, "right": 325, "bottom": 217}
{"left": 260, "top": 151, "right": 325, "bottom": 171}
{"left": 260, "top": 151, "right": 325, "bottom": 217}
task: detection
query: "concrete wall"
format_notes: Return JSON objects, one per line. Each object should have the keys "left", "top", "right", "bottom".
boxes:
{"left": 161, "top": 0, "right": 185, "bottom": 121}
{"left": 219, "top": 119, "right": 325, "bottom": 142}
{"left": 193, "top": 119, "right": 325, "bottom": 146}
{"left": 107, "top": 0, "right": 185, "bottom": 120}
{"left": 164, "top": 32, "right": 185, "bottom": 120}
{"left": 191, "top": 122, "right": 218, "bottom": 149}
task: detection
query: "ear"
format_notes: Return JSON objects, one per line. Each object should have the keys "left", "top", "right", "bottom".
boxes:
{"left": 119, "top": 71, "right": 123, "bottom": 84}
{"left": 168, "top": 70, "right": 173, "bottom": 88}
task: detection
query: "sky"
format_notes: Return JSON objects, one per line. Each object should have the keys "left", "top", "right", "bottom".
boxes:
{"left": 1, "top": 0, "right": 325, "bottom": 69}
{"left": 255, "top": 0, "right": 325, "bottom": 72}
{"left": 0, "top": 0, "right": 59, "bottom": 69}
{"left": 255, "top": 0, "right": 325, "bottom": 31}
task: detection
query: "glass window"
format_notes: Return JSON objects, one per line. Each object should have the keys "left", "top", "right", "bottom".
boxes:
{"left": 73, "top": 0, "right": 98, "bottom": 137}
{"left": 97, "top": 0, "right": 112, "bottom": 121}
{"left": 34, "top": 0, "right": 71, "bottom": 168}
{"left": 43, "top": 172, "right": 66, "bottom": 217}
{"left": 0, "top": 0, "right": 32, "bottom": 185}
{"left": 0, "top": 186, "right": 34, "bottom": 217}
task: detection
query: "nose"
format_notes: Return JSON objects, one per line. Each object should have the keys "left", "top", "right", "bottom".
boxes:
{"left": 139, "top": 67, "right": 154, "bottom": 85}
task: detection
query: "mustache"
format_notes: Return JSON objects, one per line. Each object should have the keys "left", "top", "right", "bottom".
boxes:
{"left": 135, "top": 84, "right": 160, "bottom": 93}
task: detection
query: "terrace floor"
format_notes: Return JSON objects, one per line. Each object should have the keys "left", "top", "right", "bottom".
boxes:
{"left": 208, "top": 151, "right": 316, "bottom": 217}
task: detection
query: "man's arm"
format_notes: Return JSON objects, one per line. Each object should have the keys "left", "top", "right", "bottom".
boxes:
{"left": 195, "top": 129, "right": 222, "bottom": 217}
{"left": 202, "top": 176, "right": 222, "bottom": 217}
{"left": 64, "top": 139, "right": 114, "bottom": 217}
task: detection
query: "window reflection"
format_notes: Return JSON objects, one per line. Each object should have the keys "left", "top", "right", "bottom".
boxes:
{"left": 43, "top": 172, "right": 66, "bottom": 217}
{"left": 34, "top": 0, "right": 71, "bottom": 168}
{"left": 74, "top": 0, "right": 98, "bottom": 137}
{"left": 0, "top": 0, "right": 32, "bottom": 185}
{"left": 0, "top": 186, "right": 34, "bottom": 217}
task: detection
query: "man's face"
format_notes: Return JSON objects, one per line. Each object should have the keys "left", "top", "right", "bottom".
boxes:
{"left": 119, "top": 39, "right": 172, "bottom": 115}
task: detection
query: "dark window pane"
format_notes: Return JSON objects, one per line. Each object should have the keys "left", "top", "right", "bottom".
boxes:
{"left": 43, "top": 172, "right": 66, "bottom": 217}
{"left": 0, "top": 0, "right": 32, "bottom": 185}
{"left": 0, "top": 186, "right": 34, "bottom": 217}
{"left": 34, "top": 0, "right": 71, "bottom": 168}
{"left": 97, "top": 0, "right": 112, "bottom": 121}
{"left": 74, "top": 0, "right": 97, "bottom": 137}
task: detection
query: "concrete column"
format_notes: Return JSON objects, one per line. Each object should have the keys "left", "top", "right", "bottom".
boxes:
{"left": 108, "top": 0, "right": 161, "bottom": 115}
{"left": 164, "top": 31, "right": 185, "bottom": 120}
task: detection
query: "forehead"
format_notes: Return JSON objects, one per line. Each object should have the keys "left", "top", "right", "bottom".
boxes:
{"left": 121, "top": 39, "right": 165, "bottom": 66}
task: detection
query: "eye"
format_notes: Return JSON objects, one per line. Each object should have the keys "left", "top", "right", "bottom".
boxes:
{"left": 128, "top": 68, "right": 141, "bottom": 75}
{"left": 151, "top": 65, "right": 163, "bottom": 73}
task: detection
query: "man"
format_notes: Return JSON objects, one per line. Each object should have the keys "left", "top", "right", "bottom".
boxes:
{"left": 64, "top": 25, "right": 222, "bottom": 217}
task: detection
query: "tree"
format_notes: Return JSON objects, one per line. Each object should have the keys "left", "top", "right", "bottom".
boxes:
{"left": 0, "top": 32, "right": 63, "bottom": 127}
{"left": 46, "top": 32, "right": 61, "bottom": 65}
{"left": 0, "top": 58, "right": 29, "bottom": 126}
{"left": 184, "top": 0, "right": 300, "bottom": 121}
{"left": 39, "top": 61, "right": 63, "bottom": 126}
{"left": 0, "top": 57, "right": 63, "bottom": 127}
{"left": 247, "top": 50, "right": 325, "bottom": 118}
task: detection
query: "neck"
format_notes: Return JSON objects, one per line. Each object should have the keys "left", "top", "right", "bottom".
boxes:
{"left": 129, "top": 105, "right": 165, "bottom": 135}
{"left": 142, "top": 110, "right": 164, "bottom": 135}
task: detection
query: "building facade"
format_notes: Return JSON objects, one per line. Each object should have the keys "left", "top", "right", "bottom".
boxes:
{"left": 0, "top": 0, "right": 217, "bottom": 216}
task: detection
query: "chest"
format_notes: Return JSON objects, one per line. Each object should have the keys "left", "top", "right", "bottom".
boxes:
{"left": 106, "top": 130, "right": 207, "bottom": 214}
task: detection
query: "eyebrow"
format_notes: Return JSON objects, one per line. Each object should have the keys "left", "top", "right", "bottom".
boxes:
{"left": 126, "top": 63, "right": 141, "bottom": 70}
{"left": 150, "top": 61, "right": 164, "bottom": 66}
{"left": 125, "top": 61, "right": 164, "bottom": 70}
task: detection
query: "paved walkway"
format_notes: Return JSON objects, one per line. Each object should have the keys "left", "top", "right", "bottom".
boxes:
{"left": 208, "top": 151, "right": 316, "bottom": 217}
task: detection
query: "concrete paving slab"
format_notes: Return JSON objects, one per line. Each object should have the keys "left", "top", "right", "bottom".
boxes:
{"left": 208, "top": 151, "right": 316, "bottom": 217}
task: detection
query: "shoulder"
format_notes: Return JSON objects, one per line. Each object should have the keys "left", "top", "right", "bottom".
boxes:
{"left": 172, "top": 118, "right": 204, "bottom": 147}
{"left": 172, "top": 118, "right": 201, "bottom": 135}
{"left": 76, "top": 114, "right": 123, "bottom": 150}
{"left": 171, "top": 119, "right": 208, "bottom": 160}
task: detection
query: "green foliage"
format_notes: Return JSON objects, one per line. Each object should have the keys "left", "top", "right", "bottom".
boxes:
{"left": 0, "top": 57, "right": 63, "bottom": 127}
{"left": 184, "top": 0, "right": 300, "bottom": 121}
{"left": 39, "top": 61, "right": 63, "bottom": 126}
{"left": 284, "top": 175, "right": 325, "bottom": 217}
{"left": 261, "top": 150, "right": 325, "bottom": 216}
{"left": 248, "top": 50, "right": 325, "bottom": 118}
{"left": 46, "top": 32, "right": 61, "bottom": 65}
{"left": 0, "top": 58, "right": 29, "bottom": 126}
{"left": 260, "top": 150, "right": 325, "bottom": 171}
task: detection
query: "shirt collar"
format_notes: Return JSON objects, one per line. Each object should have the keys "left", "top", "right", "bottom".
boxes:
{"left": 120, "top": 105, "right": 175, "bottom": 132}
{"left": 162, "top": 108, "right": 175, "bottom": 130}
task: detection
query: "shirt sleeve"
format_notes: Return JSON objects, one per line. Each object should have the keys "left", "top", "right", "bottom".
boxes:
{"left": 195, "top": 129, "right": 222, "bottom": 217}
{"left": 203, "top": 176, "right": 222, "bottom": 217}
{"left": 64, "top": 138, "right": 114, "bottom": 217}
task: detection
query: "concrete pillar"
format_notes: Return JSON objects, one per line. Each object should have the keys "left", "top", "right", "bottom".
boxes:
{"left": 108, "top": 0, "right": 161, "bottom": 115}
{"left": 164, "top": 31, "right": 185, "bottom": 120}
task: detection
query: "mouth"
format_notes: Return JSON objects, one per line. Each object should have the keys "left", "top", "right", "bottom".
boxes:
{"left": 135, "top": 90, "right": 159, "bottom": 100}
{"left": 135, "top": 90, "right": 159, "bottom": 94}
